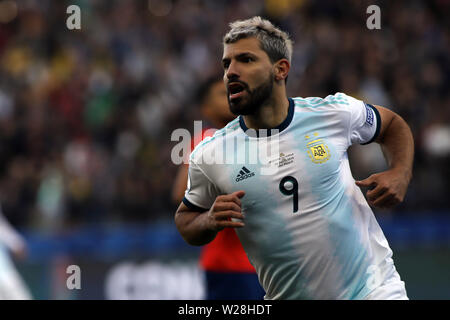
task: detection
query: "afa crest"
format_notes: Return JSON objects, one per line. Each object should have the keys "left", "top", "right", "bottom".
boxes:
{"left": 307, "top": 139, "right": 331, "bottom": 164}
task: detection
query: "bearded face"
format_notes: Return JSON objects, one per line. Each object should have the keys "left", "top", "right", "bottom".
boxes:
{"left": 227, "top": 71, "right": 274, "bottom": 116}
{"left": 222, "top": 38, "right": 280, "bottom": 116}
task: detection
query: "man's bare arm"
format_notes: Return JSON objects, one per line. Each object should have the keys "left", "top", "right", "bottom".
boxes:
{"left": 174, "top": 191, "right": 246, "bottom": 246}
{"left": 171, "top": 164, "right": 189, "bottom": 204}
{"left": 356, "top": 106, "right": 414, "bottom": 209}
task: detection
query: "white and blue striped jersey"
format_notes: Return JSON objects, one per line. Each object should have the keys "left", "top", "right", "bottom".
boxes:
{"left": 182, "top": 92, "right": 407, "bottom": 300}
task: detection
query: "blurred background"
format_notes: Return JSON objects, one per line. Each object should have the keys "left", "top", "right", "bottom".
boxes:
{"left": 0, "top": 0, "right": 448, "bottom": 299}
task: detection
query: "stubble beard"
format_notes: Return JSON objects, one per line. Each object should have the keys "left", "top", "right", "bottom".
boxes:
{"left": 228, "top": 74, "right": 274, "bottom": 116}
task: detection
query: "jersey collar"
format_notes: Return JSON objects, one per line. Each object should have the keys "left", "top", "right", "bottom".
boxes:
{"left": 239, "top": 97, "right": 294, "bottom": 137}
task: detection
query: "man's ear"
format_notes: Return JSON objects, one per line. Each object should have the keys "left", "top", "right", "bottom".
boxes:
{"left": 274, "top": 59, "right": 290, "bottom": 82}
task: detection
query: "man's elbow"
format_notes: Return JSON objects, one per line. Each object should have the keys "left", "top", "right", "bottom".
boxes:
{"left": 174, "top": 210, "right": 215, "bottom": 246}
{"left": 183, "top": 235, "right": 209, "bottom": 247}
{"left": 174, "top": 210, "right": 202, "bottom": 246}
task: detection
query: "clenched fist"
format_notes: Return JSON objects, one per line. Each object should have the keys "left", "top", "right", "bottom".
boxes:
{"left": 356, "top": 168, "right": 412, "bottom": 209}
{"left": 207, "top": 190, "right": 246, "bottom": 231}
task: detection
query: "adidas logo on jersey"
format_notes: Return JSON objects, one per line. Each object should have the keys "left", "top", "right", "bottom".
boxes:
{"left": 235, "top": 166, "right": 255, "bottom": 182}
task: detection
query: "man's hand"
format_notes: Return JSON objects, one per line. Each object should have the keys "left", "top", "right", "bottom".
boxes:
{"left": 356, "top": 168, "right": 411, "bottom": 209}
{"left": 207, "top": 190, "right": 246, "bottom": 231}
{"left": 175, "top": 190, "right": 246, "bottom": 246}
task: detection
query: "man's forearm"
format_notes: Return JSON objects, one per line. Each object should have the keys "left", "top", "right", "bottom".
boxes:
{"left": 175, "top": 210, "right": 218, "bottom": 246}
{"left": 357, "top": 108, "right": 415, "bottom": 208}
{"left": 175, "top": 192, "right": 245, "bottom": 245}
{"left": 378, "top": 112, "right": 414, "bottom": 180}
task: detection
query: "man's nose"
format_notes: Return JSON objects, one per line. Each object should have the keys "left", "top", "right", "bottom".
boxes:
{"left": 225, "top": 61, "right": 240, "bottom": 80}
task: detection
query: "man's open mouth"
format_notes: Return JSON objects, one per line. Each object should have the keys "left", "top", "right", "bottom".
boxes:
{"left": 228, "top": 82, "right": 247, "bottom": 100}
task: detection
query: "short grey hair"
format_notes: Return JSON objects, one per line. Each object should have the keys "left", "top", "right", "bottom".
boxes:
{"left": 223, "top": 16, "right": 293, "bottom": 64}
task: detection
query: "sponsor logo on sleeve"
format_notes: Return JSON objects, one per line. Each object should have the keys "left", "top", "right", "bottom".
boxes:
{"left": 365, "top": 103, "right": 374, "bottom": 126}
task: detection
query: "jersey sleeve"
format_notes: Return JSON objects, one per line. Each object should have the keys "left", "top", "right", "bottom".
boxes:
{"left": 182, "top": 159, "right": 218, "bottom": 212}
{"left": 344, "top": 94, "right": 381, "bottom": 145}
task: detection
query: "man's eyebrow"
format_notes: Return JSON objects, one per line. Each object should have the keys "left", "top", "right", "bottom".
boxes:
{"left": 222, "top": 52, "right": 256, "bottom": 62}
{"left": 236, "top": 52, "right": 256, "bottom": 58}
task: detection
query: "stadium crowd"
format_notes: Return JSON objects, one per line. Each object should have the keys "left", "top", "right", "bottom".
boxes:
{"left": 0, "top": 0, "right": 448, "bottom": 231}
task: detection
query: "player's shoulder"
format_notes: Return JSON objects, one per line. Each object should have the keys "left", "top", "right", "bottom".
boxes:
{"left": 189, "top": 117, "right": 241, "bottom": 163}
{"left": 214, "top": 116, "right": 241, "bottom": 138}
{"left": 292, "top": 92, "right": 362, "bottom": 112}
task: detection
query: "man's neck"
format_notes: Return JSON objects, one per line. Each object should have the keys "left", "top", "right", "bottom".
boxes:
{"left": 242, "top": 90, "right": 290, "bottom": 131}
